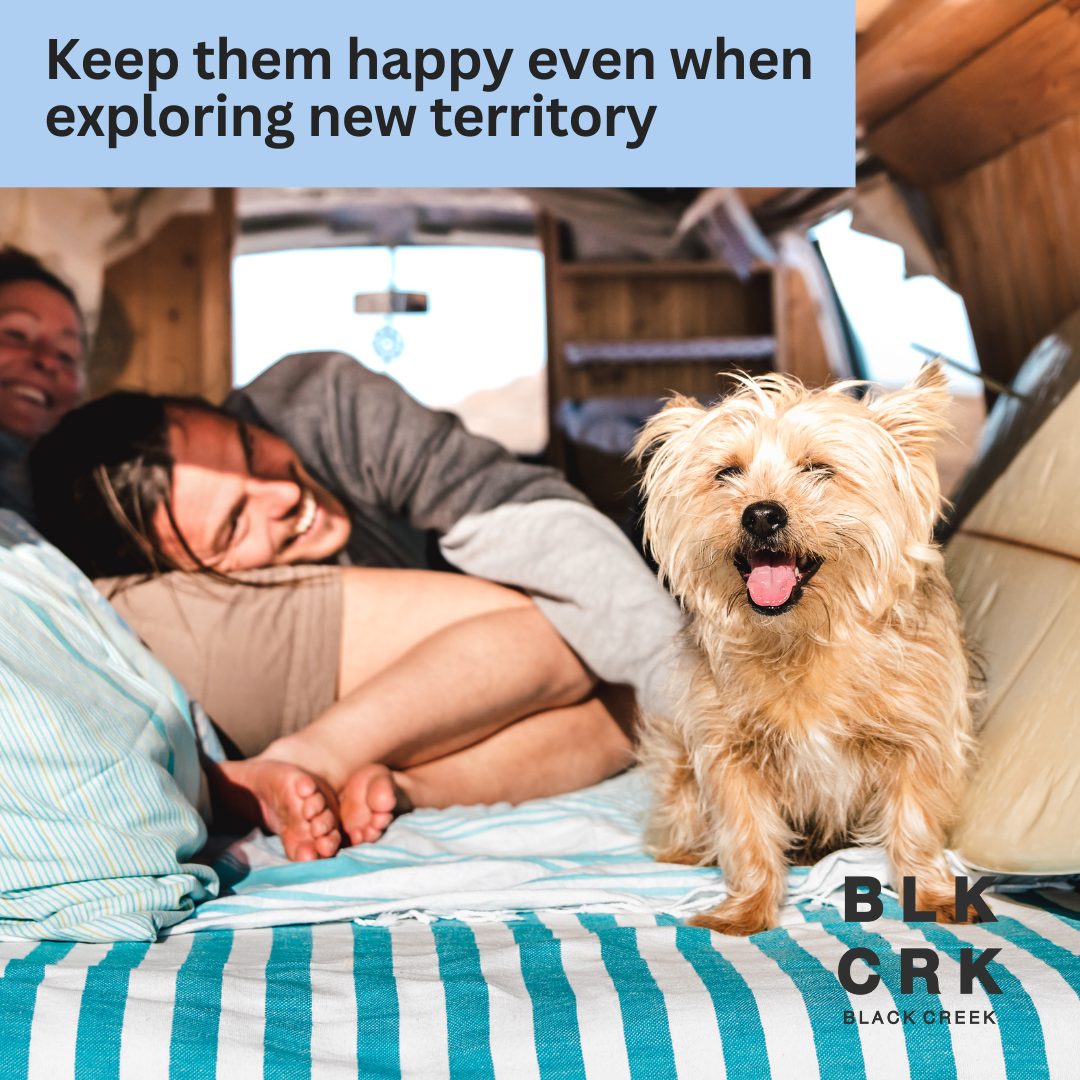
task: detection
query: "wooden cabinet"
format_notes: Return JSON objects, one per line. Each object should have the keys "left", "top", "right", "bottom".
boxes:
{"left": 540, "top": 214, "right": 777, "bottom": 474}
{"left": 92, "top": 189, "right": 236, "bottom": 403}
{"left": 539, "top": 214, "right": 789, "bottom": 534}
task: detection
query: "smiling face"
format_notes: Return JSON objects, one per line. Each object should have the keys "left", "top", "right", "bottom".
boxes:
{"left": 635, "top": 369, "right": 951, "bottom": 641}
{"left": 154, "top": 406, "right": 352, "bottom": 572}
{"left": 0, "top": 280, "right": 85, "bottom": 440}
{"left": 664, "top": 396, "right": 858, "bottom": 624}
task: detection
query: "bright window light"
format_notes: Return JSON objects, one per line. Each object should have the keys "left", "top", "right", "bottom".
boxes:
{"left": 812, "top": 210, "right": 983, "bottom": 393}
{"left": 232, "top": 246, "right": 546, "bottom": 407}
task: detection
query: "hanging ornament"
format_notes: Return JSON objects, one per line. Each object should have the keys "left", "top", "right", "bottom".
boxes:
{"left": 372, "top": 323, "right": 405, "bottom": 361}
{"left": 371, "top": 246, "right": 405, "bottom": 363}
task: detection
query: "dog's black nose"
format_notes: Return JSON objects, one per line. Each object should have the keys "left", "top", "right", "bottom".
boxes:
{"left": 742, "top": 501, "right": 788, "bottom": 539}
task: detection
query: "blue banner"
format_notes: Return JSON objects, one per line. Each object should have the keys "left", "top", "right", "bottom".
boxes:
{"left": 2, "top": 0, "right": 853, "bottom": 186}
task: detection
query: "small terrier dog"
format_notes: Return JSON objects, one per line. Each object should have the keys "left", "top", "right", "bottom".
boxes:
{"left": 634, "top": 365, "right": 974, "bottom": 935}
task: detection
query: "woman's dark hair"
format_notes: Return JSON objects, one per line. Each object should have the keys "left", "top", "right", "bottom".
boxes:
{"left": 0, "top": 247, "right": 82, "bottom": 316}
{"left": 29, "top": 391, "right": 228, "bottom": 578}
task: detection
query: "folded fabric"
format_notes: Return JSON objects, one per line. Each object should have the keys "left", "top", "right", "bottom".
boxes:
{"left": 946, "top": 309, "right": 1080, "bottom": 872}
{"left": 175, "top": 771, "right": 900, "bottom": 934}
{"left": 0, "top": 512, "right": 217, "bottom": 942}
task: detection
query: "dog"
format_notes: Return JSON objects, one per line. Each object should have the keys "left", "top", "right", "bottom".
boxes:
{"left": 633, "top": 365, "right": 975, "bottom": 936}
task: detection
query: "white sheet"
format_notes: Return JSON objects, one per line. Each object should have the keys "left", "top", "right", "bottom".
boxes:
{"left": 170, "top": 772, "right": 900, "bottom": 934}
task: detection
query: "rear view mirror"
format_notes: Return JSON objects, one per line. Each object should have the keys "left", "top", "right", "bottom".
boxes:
{"left": 354, "top": 290, "right": 429, "bottom": 314}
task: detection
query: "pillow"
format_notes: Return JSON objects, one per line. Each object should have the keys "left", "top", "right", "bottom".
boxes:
{"left": 0, "top": 511, "right": 216, "bottom": 941}
{"left": 947, "top": 310, "right": 1080, "bottom": 873}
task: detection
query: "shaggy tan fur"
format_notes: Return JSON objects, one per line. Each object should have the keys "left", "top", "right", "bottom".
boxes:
{"left": 634, "top": 365, "right": 975, "bottom": 936}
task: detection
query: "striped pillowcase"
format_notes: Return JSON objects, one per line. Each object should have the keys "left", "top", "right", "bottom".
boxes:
{"left": 0, "top": 512, "right": 216, "bottom": 942}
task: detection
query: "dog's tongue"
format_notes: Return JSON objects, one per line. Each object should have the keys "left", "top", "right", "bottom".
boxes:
{"left": 747, "top": 551, "right": 797, "bottom": 607}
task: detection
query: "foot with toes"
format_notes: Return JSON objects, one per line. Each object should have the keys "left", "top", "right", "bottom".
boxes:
{"left": 339, "top": 763, "right": 411, "bottom": 846}
{"left": 214, "top": 758, "right": 342, "bottom": 861}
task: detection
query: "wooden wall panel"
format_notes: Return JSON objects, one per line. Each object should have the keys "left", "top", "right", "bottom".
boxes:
{"left": 773, "top": 264, "right": 833, "bottom": 389}
{"left": 556, "top": 266, "right": 772, "bottom": 343}
{"left": 930, "top": 112, "right": 1080, "bottom": 385}
{"left": 869, "top": 0, "right": 1080, "bottom": 185}
{"left": 856, "top": 0, "right": 1049, "bottom": 130}
{"left": 100, "top": 188, "right": 235, "bottom": 403}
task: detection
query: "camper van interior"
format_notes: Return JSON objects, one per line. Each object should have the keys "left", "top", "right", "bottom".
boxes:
{"left": 8, "top": 181, "right": 993, "bottom": 536}
{"left": 2, "top": 1, "right": 1080, "bottom": 1075}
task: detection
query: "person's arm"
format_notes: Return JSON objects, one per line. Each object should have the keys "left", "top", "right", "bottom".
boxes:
{"left": 224, "top": 351, "right": 587, "bottom": 530}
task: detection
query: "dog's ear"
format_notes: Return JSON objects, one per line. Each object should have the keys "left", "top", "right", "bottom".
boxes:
{"left": 632, "top": 395, "right": 705, "bottom": 464}
{"left": 865, "top": 362, "right": 951, "bottom": 463}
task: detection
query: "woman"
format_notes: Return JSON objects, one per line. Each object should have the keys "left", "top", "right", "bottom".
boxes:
{"left": 31, "top": 382, "right": 658, "bottom": 850}
{"left": 0, "top": 252, "right": 356, "bottom": 862}
{"left": 0, "top": 248, "right": 86, "bottom": 520}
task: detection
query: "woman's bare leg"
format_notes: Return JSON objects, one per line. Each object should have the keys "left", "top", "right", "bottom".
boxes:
{"left": 259, "top": 576, "right": 595, "bottom": 789}
{"left": 335, "top": 568, "right": 537, "bottom": 697}
{"left": 256, "top": 567, "right": 633, "bottom": 848}
{"left": 340, "top": 685, "right": 637, "bottom": 843}
{"left": 404, "top": 685, "right": 636, "bottom": 806}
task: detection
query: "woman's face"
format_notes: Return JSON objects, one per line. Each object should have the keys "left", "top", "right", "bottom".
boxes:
{"left": 155, "top": 406, "right": 352, "bottom": 571}
{"left": 0, "top": 280, "right": 85, "bottom": 441}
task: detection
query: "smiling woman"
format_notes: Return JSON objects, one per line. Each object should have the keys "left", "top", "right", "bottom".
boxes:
{"left": 28, "top": 391, "right": 355, "bottom": 580}
{"left": 159, "top": 406, "right": 353, "bottom": 572}
{"left": 27, "top": 351, "right": 683, "bottom": 849}
{"left": 0, "top": 248, "right": 86, "bottom": 521}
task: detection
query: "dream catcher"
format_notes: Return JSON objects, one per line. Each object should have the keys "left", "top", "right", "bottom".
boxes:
{"left": 354, "top": 247, "right": 428, "bottom": 364}
{"left": 371, "top": 322, "right": 405, "bottom": 362}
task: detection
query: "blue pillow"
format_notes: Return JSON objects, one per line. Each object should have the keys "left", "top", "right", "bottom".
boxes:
{"left": 0, "top": 511, "right": 217, "bottom": 941}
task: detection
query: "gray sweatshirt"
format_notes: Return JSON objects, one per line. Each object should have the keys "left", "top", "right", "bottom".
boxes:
{"left": 224, "top": 352, "right": 683, "bottom": 713}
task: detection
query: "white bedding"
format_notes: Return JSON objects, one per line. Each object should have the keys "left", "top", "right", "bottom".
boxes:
{"left": 172, "top": 771, "right": 898, "bottom": 934}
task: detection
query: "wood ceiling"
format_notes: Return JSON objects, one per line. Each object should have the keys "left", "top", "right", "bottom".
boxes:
{"left": 858, "top": 0, "right": 1080, "bottom": 186}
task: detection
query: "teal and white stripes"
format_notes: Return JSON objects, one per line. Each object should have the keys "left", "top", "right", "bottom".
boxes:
{"left": 1, "top": 893, "right": 1079, "bottom": 1079}
{"left": 0, "top": 512, "right": 216, "bottom": 941}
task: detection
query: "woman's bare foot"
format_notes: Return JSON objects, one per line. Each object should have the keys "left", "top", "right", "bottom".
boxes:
{"left": 210, "top": 758, "right": 342, "bottom": 861}
{"left": 339, "top": 764, "right": 412, "bottom": 845}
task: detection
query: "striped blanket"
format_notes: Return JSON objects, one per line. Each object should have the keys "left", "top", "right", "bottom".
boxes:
{"left": 4, "top": 890, "right": 1080, "bottom": 1079}
{"left": 177, "top": 772, "right": 896, "bottom": 934}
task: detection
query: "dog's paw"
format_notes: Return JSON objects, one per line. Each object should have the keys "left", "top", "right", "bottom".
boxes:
{"left": 653, "top": 846, "right": 706, "bottom": 867}
{"left": 913, "top": 895, "right": 981, "bottom": 925}
{"left": 935, "top": 900, "right": 983, "bottom": 926}
{"left": 690, "top": 902, "right": 775, "bottom": 937}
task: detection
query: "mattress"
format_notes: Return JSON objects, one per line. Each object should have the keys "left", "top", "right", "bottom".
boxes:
{"left": 4, "top": 889, "right": 1079, "bottom": 1079}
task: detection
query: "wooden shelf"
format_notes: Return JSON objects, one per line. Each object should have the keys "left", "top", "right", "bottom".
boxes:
{"left": 558, "top": 358, "right": 773, "bottom": 402}
{"left": 555, "top": 260, "right": 754, "bottom": 279}
{"left": 564, "top": 336, "right": 775, "bottom": 365}
{"left": 540, "top": 213, "right": 778, "bottom": 475}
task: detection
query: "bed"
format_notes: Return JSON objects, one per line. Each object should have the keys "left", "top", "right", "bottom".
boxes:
{"left": 9, "top": 319, "right": 1080, "bottom": 1079}
{"left": 7, "top": 891, "right": 1080, "bottom": 1078}
{"left": 5, "top": 773, "right": 1080, "bottom": 1079}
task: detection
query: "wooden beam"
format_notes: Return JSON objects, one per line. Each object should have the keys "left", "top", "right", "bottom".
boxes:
{"left": 773, "top": 264, "right": 833, "bottom": 389}
{"left": 539, "top": 213, "right": 566, "bottom": 469}
{"left": 857, "top": 0, "right": 1050, "bottom": 129}
{"left": 868, "top": 0, "right": 1080, "bottom": 185}
{"left": 929, "top": 111, "right": 1080, "bottom": 387}
{"left": 101, "top": 189, "right": 235, "bottom": 402}
{"left": 196, "top": 189, "right": 235, "bottom": 404}
{"left": 857, "top": 0, "right": 901, "bottom": 34}
{"left": 737, "top": 187, "right": 790, "bottom": 211}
